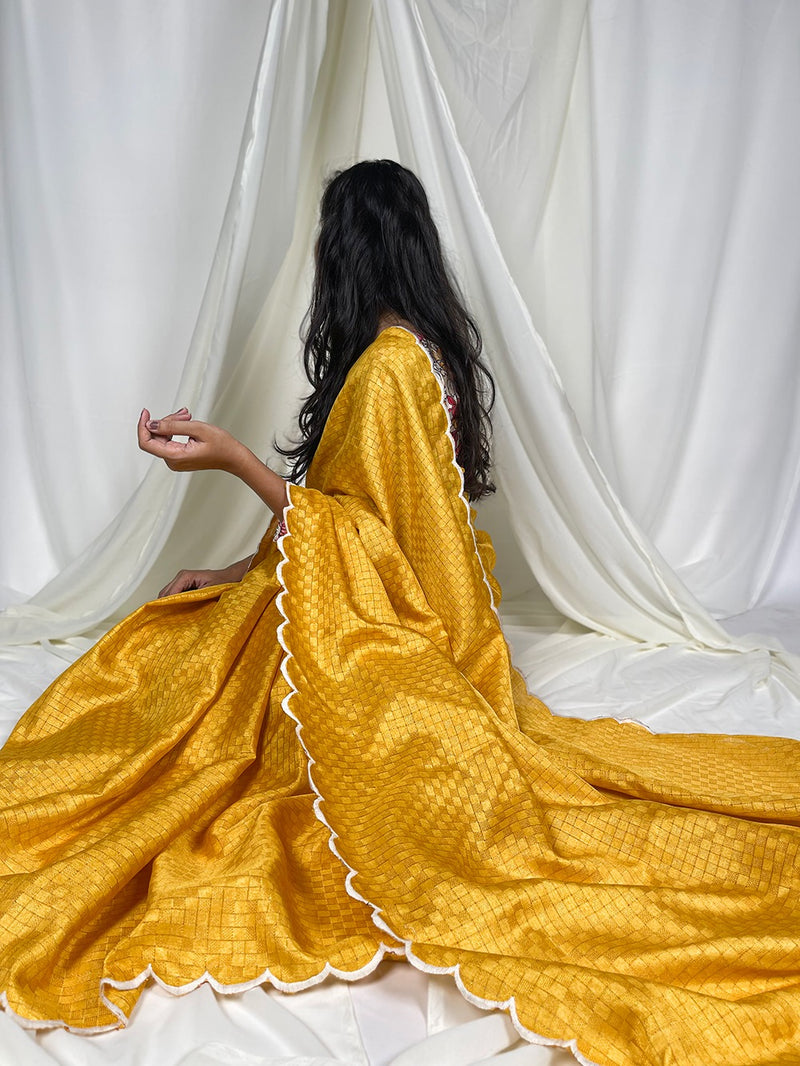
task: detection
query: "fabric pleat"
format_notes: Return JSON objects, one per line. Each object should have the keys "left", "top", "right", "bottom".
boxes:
{"left": 2, "top": 329, "right": 799, "bottom": 1066}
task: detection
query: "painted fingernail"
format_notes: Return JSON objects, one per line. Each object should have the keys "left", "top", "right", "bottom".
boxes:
{"left": 148, "top": 420, "right": 159, "bottom": 430}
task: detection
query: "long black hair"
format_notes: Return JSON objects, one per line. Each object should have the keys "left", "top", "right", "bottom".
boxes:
{"left": 276, "top": 159, "right": 496, "bottom": 500}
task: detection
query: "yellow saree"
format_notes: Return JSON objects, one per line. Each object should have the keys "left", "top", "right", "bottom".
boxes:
{"left": 1, "top": 326, "right": 799, "bottom": 1065}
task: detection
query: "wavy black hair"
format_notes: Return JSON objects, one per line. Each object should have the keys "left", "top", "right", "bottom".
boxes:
{"left": 276, "top": 159, "right": 496, "bottom": 500}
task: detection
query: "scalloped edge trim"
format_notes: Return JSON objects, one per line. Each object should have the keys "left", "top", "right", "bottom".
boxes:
{"left": 0, "top": 328, "right": 600, "bottom": 1058}
{"left": 407, "top": 328, "right": 656, "bottom": 741}
{"left": 0, "top": 465, "right": 397, "bottom": 1036}
{"left": 0, "top": 903, "right": 396, "bottom": 1036}
{"left": 272, "top": 327, "right": 602, "bottom": 1066}
{"left": 0, "top": 941, "right": 397, "bottom": 1034}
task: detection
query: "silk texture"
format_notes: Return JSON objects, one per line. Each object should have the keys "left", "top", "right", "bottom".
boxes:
{"left": 1, "top": 328, "right": 799, "bottom": 1066}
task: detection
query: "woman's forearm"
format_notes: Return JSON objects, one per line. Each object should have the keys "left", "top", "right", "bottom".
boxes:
{"left": 220, "top": 555, "right": 255, "bottom": 583}
{"left": 229, "top": 447, "right": 289, "bottom": 517}
{"left": 138, "top": 411, "right": 289, "bottom": 518}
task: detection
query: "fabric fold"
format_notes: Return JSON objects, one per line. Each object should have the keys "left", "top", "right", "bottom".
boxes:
{"left": 0, "top": 0, "right": 329, "bottom": 644}
{"left": 1, "top": 554, "right": 385, "bottom": 1030}
{"left": 275, "top": 328, "right": 800, "bottom": 1066}
{"left": 2, "top": 328, "right": 799, "bottom": 1066}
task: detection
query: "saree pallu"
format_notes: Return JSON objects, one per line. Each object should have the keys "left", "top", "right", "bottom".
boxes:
{"left": 1, "top": 326, "right": 798, "bottom": 1066}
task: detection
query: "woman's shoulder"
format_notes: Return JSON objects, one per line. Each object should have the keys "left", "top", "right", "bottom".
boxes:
{"left": 364, "top": 324, "right": 428, "bottom": 361}
{"left": 350, "top": 326, "right": 434, "bottom": 389}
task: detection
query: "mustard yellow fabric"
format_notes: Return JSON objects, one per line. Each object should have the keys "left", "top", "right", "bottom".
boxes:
{"left": 1, "top": 327, "right": 799, "bottom": 1065}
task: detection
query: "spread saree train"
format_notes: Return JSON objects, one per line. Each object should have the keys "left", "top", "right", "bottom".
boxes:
{"left": 1, "top": 327, "right": 799, "bottom": 1066}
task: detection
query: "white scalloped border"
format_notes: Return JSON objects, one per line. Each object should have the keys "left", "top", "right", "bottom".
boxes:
{"left": 0, "top": 328, "right": 599, "bottom": 1060}
{"left": 413, "top": 332, "right": 657, "bottom": 736}
{"left": 1, "top": 512, "right": 396, "bottom": 1036}
{"left": 272, "top": 327, "right": 601, "bottom": 1066}
{"left": 1, "top": 875, "right": 395, "bottom": 1035}
{"left": 1, "top": 939, "right": 396, "bottom": 1034}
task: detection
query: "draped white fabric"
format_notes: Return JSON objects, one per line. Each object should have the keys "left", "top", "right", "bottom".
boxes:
{"left": 2, "top": 0, "right": 798, "bottom": 648}
{"left": 410, "top": 0, "right": 800, "bottom": 621}
{"left": 0, "top": 0, "right": 328, "bottom": 640}
{"left": 2, "top": 1, "right": 800, "bottom": 1063}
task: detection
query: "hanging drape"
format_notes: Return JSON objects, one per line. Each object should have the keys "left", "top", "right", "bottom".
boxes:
{"left": 0, "top": 0, "right": 328, "bottom": 641}
{"left": 407, "top": 0, "right": 800, "bottom": 621}
{"left": 2, "top": 0, "right": 798, "bottom": 659}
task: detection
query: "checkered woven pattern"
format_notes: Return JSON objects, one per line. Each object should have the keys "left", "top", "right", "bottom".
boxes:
{"left": 1, "top": 328, "right": 799, "bottom": 1065}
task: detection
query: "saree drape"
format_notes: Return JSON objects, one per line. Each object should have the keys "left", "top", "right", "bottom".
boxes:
{"left": 2, "top": 329, "right": 799, "bottom": 1066}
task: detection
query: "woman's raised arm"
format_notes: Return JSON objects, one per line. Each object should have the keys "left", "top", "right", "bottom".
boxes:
{"left": 137, "top": 407, "right": 289, "bottom": 516}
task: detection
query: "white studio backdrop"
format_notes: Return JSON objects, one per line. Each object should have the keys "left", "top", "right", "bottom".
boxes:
{"left": 1, "top": 0, "right": 799, "bottom": 683}
{"left": 413, "top": 0, "right": 800, "bottom": 620}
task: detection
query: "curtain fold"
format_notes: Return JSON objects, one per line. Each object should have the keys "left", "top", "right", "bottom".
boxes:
{"left": 583, "top": 0, "right": 800, "bottom": 617}
{"left": 1, "top": 0, "right": 798, "bottom": 676}
{"left": 372, "top": 0, "right": 717, "bottom": 646}
{"left": 0, "top": 0, "right": 328, "bottom": 644}
{"left": 370, "top": 0, "right": 800, "bottom": 716}
{"left": 411, "top": 0, "right": 800, "bottom": 620}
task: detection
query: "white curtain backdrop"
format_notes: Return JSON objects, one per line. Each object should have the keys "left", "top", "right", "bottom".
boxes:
{"left": 0, "top": 0, "right": 329, "bottom": 640}
{"left": 3, "top": 0, "right": 799, "bottom": 648}
{"left": 411, "top": 0, "right": 800, "bottom": 621}
{"left": 2, "top": 3, "right": 800, "bottom": 1062}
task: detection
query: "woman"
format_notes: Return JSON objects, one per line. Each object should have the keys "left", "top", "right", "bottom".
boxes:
{"left": 1, "top": 160, "right": 799, "bottom": 1066}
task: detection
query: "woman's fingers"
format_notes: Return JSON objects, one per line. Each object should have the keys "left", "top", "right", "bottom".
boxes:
{"left": 137, "top": 408, "right": 154, "bottom": 449}
{"left": 138, "top": 412, "right": 243, "bottom": 473}
{"left": 156, "top": 407, "right": 192, "bottom": 434}
{"left": 138, "top": 415, "right": 207, "bottom": 464}
{"left": 158, "top": 575, "right": 188, "bottom": 597}
{"left": 137, "top": 407, "right": 191, "bottom": 450}
{"left": 147, "top": 417, "right": 206, "bottom": 439}
{"left": 159, "top": 571, "right": 196, "bottom": 597}
{"left": 160, "top": 407, "right": 192, "bottom": 431}
{"left": 141, "top": 408, "right": 192, "bottom": 438}
{"left": 158, "top": 569, "right": 216, "bottom": 598}
{"left": 159, "top": 574, "right": 187, "bottom": 598}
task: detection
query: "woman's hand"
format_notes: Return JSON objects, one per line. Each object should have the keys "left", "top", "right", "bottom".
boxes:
{"left": 158, "top": 568, "right": 227, "bottom": 598}
{"left": 137, "top": 408, "right": 247, "bottom": 473}
{"left": 137, "top": 406, "right": 289, "bottom": 516}
{"left": 157, "top": 555, "right": 254, "bottom": 598}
